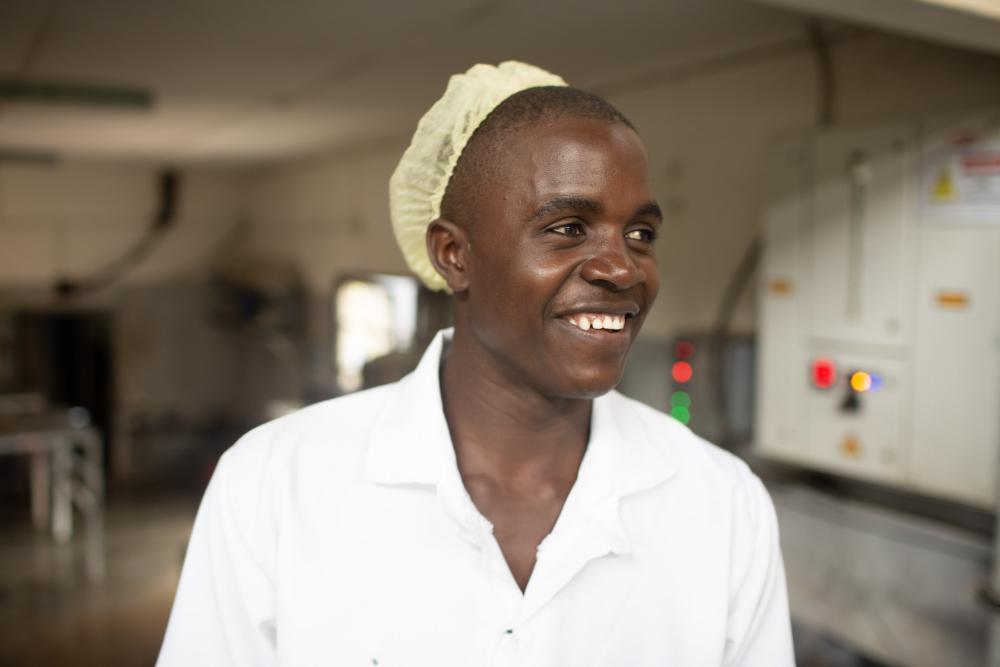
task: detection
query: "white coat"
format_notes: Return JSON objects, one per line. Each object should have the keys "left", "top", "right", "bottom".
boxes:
{"left": 158, "top": 328, "right": 794, "bottom": 666}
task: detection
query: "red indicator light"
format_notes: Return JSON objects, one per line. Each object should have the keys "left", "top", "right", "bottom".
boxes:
{"left": 672, "top": 361, "right": 693, "bottom": 384}
{"left": 674, "top": 340, "right": 695, "bottom": 359}
{"left": 811, "top": 358, "right": 836, "bottom": 389}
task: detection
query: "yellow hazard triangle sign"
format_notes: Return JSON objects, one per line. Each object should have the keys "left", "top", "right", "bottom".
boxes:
{"left": 932, "top": 168, "right": 955, "bottom": 202}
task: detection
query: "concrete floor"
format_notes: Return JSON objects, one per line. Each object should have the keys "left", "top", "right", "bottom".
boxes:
{"left": 0, "top": 495, "right": 198, "bottom": 667}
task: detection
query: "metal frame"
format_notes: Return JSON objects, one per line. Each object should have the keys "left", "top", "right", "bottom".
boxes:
{"left": 0, "top": 425, "right": 105, "bottom": 581}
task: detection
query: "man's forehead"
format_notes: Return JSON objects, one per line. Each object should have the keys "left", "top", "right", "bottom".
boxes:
{"left": 494, "top": 118, "right": 653, "bottom": 205}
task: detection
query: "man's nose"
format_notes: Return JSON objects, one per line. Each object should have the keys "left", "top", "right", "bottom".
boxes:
{"left": 579, "top": 240, "right": 645, "bottom": 291}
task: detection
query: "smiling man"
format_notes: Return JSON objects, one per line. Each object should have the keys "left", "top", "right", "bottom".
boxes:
{"left": 158, "top": 62, "right": 793, "bottom": 666}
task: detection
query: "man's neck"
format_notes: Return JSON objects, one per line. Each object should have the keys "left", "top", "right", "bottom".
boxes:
{"left": 439, "top": 329, "right": 591, "bottom": 493}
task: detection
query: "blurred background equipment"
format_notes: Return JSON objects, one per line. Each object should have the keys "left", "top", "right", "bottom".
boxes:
{"left": 0, "top": 399, "right": 104, "bottom": 579}
{"left": 753, "top": 112, "right": 1000, "bottom": 666}
{"left": 620, "top": 332, "right": 757, "bottom": 448}
{"left": 757, "top": 114, "right": 1000, "bottom": 508}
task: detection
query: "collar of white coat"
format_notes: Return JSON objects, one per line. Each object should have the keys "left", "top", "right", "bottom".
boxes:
{"left": 363, "top": 327, "right": 677, "bottom": 556}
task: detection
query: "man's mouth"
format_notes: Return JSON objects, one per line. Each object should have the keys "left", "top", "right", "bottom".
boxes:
{"left": 562, "top": 313, "right": 630, "bottom": 332}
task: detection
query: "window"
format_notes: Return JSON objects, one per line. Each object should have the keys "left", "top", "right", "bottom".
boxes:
{"left": 333, "top": 274, "right": 419, "bottom": 393}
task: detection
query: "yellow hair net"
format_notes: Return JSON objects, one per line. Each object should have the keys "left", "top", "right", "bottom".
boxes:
{"left": 389, "top": 61, "right": 568, "bottom": 291}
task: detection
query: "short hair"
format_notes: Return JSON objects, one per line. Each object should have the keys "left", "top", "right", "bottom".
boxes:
{"left": 440, "top": 86, "right": 635, "bottom": 226}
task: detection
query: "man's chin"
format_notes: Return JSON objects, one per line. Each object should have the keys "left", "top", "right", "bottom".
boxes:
{"left": 551, "top": 367, "right": 626, "bottom": 400}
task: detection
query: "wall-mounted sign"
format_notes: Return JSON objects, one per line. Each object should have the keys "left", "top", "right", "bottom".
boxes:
{"left": 921, "top": 126, "right": 1000, "bottom": 224}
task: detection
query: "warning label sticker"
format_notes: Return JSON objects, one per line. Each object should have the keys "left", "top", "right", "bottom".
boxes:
{"left": 922, "top": 128, "right": 1000, "bottom": 224}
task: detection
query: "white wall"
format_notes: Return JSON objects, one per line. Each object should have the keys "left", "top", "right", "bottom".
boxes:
{"left": 0, "top": 163, "right": 243, "bottom": 287}
{"left": 242, "top": 143, "right": 408, "bottom": 292}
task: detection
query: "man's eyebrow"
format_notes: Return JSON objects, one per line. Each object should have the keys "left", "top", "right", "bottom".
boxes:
{"left": 529, "top": 195, "right": 603, "bottom": 222}
{"left": 530, "top": 196, "right": 664, "bottom": 224}
{"left": 634, "top": 201, "right": 663, "bottom": 222}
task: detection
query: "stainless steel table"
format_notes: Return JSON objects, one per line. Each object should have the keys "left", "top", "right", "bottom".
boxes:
{"left": 0, "top": 415, "right": 105, "bottom": 581}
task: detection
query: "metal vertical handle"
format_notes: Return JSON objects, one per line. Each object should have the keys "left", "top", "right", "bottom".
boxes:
{"left": 846, "top": 149, "right": 870, "bottom": 320}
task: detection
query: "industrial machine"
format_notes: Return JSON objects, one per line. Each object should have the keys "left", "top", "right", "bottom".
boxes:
{"left": 755, "top": 113, "right": 1000, "bottom": 509}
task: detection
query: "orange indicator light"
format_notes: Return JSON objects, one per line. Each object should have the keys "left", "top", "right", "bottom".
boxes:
{"left": 850, "top": 371, "right": 872, "bottom": 393}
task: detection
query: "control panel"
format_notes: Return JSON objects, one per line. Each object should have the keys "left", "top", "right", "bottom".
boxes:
{"left": 755, "top": 114, "right": 1000, "bottom": 508}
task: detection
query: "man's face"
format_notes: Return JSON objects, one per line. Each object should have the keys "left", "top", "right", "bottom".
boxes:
{"left": 463, "top": 117, "right": 660, "bottom": 399}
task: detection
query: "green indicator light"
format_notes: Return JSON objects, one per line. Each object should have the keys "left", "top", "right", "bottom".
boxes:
{"left": 670, "top": 405, "right": 691, "bottom": 425}
{"left": 670, "top": 390, "right": 691, "bottom": 408}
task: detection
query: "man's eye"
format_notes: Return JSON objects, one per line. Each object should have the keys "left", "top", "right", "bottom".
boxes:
{"left": 550, "top": 222, "right": 584, "bottom": 237}
{"left": 625, "top": 228, "right": 658, "bottom": 242}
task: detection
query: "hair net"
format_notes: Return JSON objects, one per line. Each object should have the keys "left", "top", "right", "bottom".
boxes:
{"left": 389, "top": 61, "right": 568, "bottom": 291}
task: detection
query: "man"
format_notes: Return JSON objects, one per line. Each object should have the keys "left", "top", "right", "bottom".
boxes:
{"left": 158, "top": 62, "right": 793, "bottom": 666}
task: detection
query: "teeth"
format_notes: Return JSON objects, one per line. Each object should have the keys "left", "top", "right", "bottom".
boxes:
{"left": 565, "top": 313, "right": 627, "bottom": 332}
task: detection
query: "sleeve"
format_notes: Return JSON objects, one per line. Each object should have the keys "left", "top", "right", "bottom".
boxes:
{"left": 722, "top": 471, "right": 795, "bottom": 666}
{"left": 157, "top": 441, "right": 279, "bottom": 667}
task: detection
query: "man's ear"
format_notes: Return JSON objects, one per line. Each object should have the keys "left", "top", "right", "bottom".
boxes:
{"left": 426, "top": 218, "right": 471, "bottom": 293}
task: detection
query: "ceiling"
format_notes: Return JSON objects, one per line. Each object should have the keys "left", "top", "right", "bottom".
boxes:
{"left": 0, "top": 0, "right": 808, "bottom": 165}
{"left": 753, "top": 0, "right": 1000, "bottom": 56}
